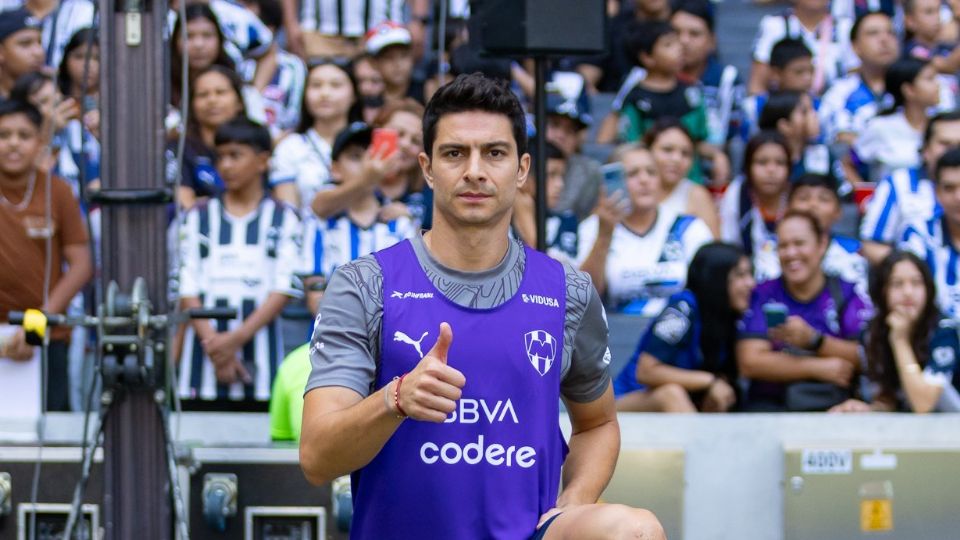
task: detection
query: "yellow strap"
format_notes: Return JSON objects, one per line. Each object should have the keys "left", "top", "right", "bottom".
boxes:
{"left": 22, "top": 309, "right": 47, "bottom": 340}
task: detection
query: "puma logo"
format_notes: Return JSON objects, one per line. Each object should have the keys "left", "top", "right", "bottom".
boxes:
{"left": 394, "top": 330, "right": 429, "bottom": 357}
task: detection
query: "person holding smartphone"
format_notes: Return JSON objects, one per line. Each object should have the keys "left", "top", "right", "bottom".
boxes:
{"left": 735, "top": 210, "right": 871, "bottom": 411}
{"left": 576, "top": 143, "right": 713, "bottom": 317}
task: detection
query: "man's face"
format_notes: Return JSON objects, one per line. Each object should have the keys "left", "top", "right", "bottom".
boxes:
{"left": 936, "top": 167, "right": 960, "bottom": 227}
{"left": 375, "top": 45, "right": 414, "bottom": 89}
{"left": 671, "top": 11, "right": 714, "bottom": 70}
{"left": 0, "top": 112, "right": 41, "bottom": 177}
{"left": 0, "top": 29, "right": 44, "bottom": 81}
{"left": 215, "top": 142, "right": 268, "bottom": 190}
{"left": 923, "top": 120, "right": 960, "bottom": 171}
{"left": 853, "top": 15, "right": 899, "bottom": 68}
{"left": 420, "top": 111, "right": 529, "bottom": 228}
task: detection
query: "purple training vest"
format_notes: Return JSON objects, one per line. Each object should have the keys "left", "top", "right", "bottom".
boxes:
{"left": 351, "top": 240, "right": 569, "bottom": 539}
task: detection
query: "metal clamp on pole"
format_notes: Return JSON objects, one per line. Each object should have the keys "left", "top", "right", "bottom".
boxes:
{"left": 87, "top": 188, "right": 172, "bottom": 205}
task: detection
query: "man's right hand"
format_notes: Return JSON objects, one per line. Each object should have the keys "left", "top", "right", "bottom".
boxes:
{"left": 812, "top": 357, "right": 854, "bottom": 387}
{"left": 396, "top": 323, "right": 466, "bottom": 422}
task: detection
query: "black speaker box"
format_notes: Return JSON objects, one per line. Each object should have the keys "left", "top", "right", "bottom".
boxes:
{"left": 471, "top": 0, "right": 606, "bottom": 56}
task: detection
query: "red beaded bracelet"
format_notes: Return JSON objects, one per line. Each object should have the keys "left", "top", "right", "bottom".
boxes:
{"left": 393, "top": 373, "right": 409, "bottom": 418}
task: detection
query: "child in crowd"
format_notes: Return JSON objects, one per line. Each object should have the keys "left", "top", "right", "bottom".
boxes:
{"left": 759, "top": 90, "right": 844, "bottom": 186}
{"left": 301, "top": 121, "right": 415, "bottom": 315}
{"left": 900, "top": 147, "right": 960, "bottom": 319}
{"left": 0, "top": 100, "right": 93, "bottom": 412}
{"left": 599, "top": 20, "right": 729, "bottom": 185}
{"left": 860, "top": 110, "right": 960, "bottom": 264}
{"left": 902, "top": 0, "right": 960, "bottom": 72}
{"left": 512, "top": 141, "right": 579, "bottom": 264}
{"left": 177, "top": 118, "right": 302, "bottom": 407}
{"left": 238, "top": 0, "right": 307, "bottom": 138}
{"left": 832, "top": 251, "right": 960, "bottom": 413}
{"left": 855, "top": 57, "right": 941, "bottom": 182}
{"left": 741, "top": 38, "right": 816, "bottom": 142}
{"left": 788, "top": 174, "right": 869, "bottom": 294}
{"left": 748, "top": 0, "right": 857, "bottom": 96}
{"left": 614, "top": 243, "right": 755, "bottom": 412}
{"left": 720, "top": 131, "right": 793, "bottom": 282}
{"left": 0, "top": 9, "right": 45, "bottom": 98}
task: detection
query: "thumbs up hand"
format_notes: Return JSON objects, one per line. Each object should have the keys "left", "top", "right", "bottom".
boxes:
{"left": 394, "top": 323, "right": 466, "bottom": 422}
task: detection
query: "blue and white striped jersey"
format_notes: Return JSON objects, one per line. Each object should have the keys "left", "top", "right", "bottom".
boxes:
{"left": 302, "top": 212, "right": 415, "bottom": 284}
{"left": 824, "top": 235, "right": 869, "bottom": 297}
{"left": 167, "top": 0, "right": 273, "bottom": 60}
{"left": 860, "top": 167, "right": 939, "bottom": 244}
{"left": 900, "top": 216, "right": 960, "bottom": 318}
{"left": 239, "top": 49, "right": 306, "bottom": 137}
{"left": 819, "top": 74, "right": 882, "bottom": 144}
{"left": 176, "top": 197, "right": 303, "bottom": 402}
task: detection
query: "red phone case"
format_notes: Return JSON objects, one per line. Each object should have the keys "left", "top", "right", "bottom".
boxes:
{"left": 372, "top": 128, "right": 398, "bottom": 157}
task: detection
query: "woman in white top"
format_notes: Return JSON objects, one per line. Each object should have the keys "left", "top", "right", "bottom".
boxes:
{"left": 577, "top": 143, "right": 714, "bottom": 317}
{"left": 644, "top": 117, "right": 721, "bottom": 237}
{"left": 270, "top": 61, "right": 361, "bottom": 211}
{"left": 855, "top": 57, "right": 941, "bottom": 182}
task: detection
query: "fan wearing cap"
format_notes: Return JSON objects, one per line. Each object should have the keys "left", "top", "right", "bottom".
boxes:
{"left": 545, "top": 87, "right": 603, "bottom": 222}
{"left": 301, "top": 121, "right": 414, "bottom": 315}
{"left": 365, "top": 22, "right": 424, "bottom": 105}
{"left": 0, "top": 8, "right": 44, "bottom": 99}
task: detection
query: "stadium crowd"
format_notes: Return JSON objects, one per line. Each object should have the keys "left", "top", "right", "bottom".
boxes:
{"left": 2, "top": 0, "right": 960, "bottom": 433}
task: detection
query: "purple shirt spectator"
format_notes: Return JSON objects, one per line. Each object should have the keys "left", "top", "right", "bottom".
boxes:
{"left": 738, "top": 276, "right": 871, "bottom": 404}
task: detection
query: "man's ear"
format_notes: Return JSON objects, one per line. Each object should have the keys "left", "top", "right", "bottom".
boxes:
{"left": 419, "top": 152, "right": 434, "bottom": 189}
{"left": 517, "top": 152, "right": 531, "bottom": 189}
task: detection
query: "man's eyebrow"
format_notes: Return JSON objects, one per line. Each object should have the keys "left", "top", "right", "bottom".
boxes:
{"left": 436, "top": 143, "right": 467, "bottom": 151}
{"left": 483, "top": 140, "right": 512, "bottom": 149}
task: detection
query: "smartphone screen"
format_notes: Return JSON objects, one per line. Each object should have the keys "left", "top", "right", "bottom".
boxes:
{"left": 601, "top": 162, "right": 626, "bottom": 196}
{"left": 371, "top": 128, "right": 398, "bottom": 158}
{"left": 762, "top": 302, "right": 788, "bottom": 328}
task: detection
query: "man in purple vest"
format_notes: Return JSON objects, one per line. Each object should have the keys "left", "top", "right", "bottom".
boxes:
{"left": 300, "top": 72, "right": 665, "bottom": 540}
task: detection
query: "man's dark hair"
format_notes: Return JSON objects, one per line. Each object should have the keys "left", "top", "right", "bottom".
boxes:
{"left": 758, "top": 90, "right": 803, "bottom": 131}
{"left": 422, "top": 72, "right": 527, "bottom": 159}
{"left": 788, "top": 173, "right": 840, "bottom": 203}
{"left": 214, "top": 117, "right": 272, "bottom": 154}
{"left": 934, "top": 147, "right": 960, "bottom": 182}
{"left": 0, "top": 98, "right": 43, "bottom": 129}
{"left": 671, "top": 0, "right": 714, "bottom": 32}
{"left": 923, "top": 110, "right": 960, "bottom": 150}
{"left": 769, "top": 38, "right": 812, "bottom": 70}
{"left": 850, "top": 10, "right": 891, "bottom": 43}
{"left": 624, "top": 20, "right": 676, "bottom": 67}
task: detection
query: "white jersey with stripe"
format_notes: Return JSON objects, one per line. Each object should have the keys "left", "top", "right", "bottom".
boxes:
{"left": 824, "top": 235, "right": 869, "bottom": 297}
{"left": 299, "top": 0, "right": 405, "bottom": 36}
{"left": 270, "top": 129, "right": 333, "bottom": 212}
{"left": 302, "top": 211, "right": 415, "bottom": 283}
{"left": 900, "top": 216, "right": 960, "bottom": 319}
{"left": 574, "top": 210, "right": 713, "bottom": 317}
{"left": 176, "top": 197, "right": 303, "bottom": 401}
{"left": 860, "top": 167, "right": 938, "bottom": 244}
{"left": 239, "top": 49, "right": 307, "bottom": 137}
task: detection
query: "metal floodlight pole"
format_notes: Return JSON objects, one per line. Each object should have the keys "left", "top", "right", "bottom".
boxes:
{"left": 533, "top": 56, "right": 548, "bottom": 252}
{"left": 97, "top": 0, "right": 172, "bottom": 537}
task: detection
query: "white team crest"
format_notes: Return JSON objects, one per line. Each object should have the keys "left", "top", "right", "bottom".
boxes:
{"left": 524, "top": 330, "right": 558, "bottom": 376}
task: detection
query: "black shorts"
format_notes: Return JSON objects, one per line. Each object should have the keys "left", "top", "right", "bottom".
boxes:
{"left": 528, "top": 513, "right": 562, "bottom": 540}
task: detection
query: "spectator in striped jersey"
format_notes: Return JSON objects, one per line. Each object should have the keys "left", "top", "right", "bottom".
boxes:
{"left": 177, "top": 118, "right": 302, "bottom": 408}
{"left": 239, "top": 0, "right": 307, "bottom": 139}
{"left": 900, "top": 147, "right": 960, "bottom": 319}
{"left": 281, "top": 0, "right": 404, "bottom": 61}
{"left": 301, "top": 121, "right": 414, "bottom": 315}
{"left": 860, "top": 110, "right": 960, "bottom": 265}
